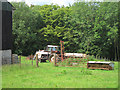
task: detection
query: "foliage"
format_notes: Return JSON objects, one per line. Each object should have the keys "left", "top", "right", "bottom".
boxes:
{"left": 11, "top": 2, "right": 119, "bottom": 60}
{"left": 12, "top": 2, "right": 44, "bottom": 55}
{"left": 88, "top": 55, "right": 96, "bottom": 61}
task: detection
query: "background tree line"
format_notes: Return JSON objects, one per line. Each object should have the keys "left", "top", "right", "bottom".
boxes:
{"left": 11, "top": 1, "right": 119, "bottom": 61}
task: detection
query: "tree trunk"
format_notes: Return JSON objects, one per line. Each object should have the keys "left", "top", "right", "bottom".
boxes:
{"left": 114, "top": 40, "right": 117, "bottom": 61}
{"left": 117, "top": 40, "right": 119, "bottom": 61}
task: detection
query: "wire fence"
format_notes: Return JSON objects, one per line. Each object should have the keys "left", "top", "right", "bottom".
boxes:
{"left": 94, "top": 55, "right": 114, "bottom": 61}
{"left": 15, "top": 55, "right": 39, "bottom": 68}
{"left": 11, "top": 54, "right": 114, "bottom": 69}
{"left": 17, "top": 54, "right": 89, "bottom": 68}
{"left": 54, "top": 54, "right": 89, "bottom": 68}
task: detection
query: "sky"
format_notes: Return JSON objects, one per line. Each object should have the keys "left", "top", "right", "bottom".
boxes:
{"left": 7, "top": 0, "right": 119, "bottom": 6}
{"left": 7, "top": 0, "right": 76, "bottom": 6}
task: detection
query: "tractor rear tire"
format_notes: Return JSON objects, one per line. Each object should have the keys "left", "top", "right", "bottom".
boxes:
{"left": 50, "top": 55, "right": 61, "bottom": 62}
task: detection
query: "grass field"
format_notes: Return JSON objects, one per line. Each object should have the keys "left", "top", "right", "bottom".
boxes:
{"left": 2, "top": 57, "right": 118, "bottom": 88}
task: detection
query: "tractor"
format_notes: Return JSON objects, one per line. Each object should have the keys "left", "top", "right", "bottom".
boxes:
{"left": 33, "top": 43, "right": 62, "bottom": 62}
{"left": 33, "top": 41, "right": 86, "bottom": 62}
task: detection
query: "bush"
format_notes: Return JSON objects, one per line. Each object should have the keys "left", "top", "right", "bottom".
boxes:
{"left": 88, "top": 55, "right": 106, "bottom": 61}
{"left": 88, "top": 55, "right": 95, "bottom": 61}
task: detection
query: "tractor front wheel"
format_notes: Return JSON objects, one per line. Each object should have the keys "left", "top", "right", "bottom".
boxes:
{"left": 49, "top": 55, "right": 54, "bottom": 62}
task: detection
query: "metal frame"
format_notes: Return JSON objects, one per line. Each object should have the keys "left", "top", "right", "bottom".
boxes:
{"left": 60, "top": 41, "right": 64, "bottom": 62}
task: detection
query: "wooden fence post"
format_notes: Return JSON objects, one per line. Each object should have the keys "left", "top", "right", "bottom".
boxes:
{"left": 19, "top": 55, "right": 21, "bottom": 67}
{"left": 36, "top": 54, "right": 38, "bottom": 67}
{"left": 32, "top": 54, "right": 33, "bottom": 66}
{"left": 12, "top": 54, "right": 14, "bottom": 64}
{"left": 54, "top": 53, "right": 56, "bottom": 66}
{"left": 32, "top": 58, "right": 33, "bottom": 66}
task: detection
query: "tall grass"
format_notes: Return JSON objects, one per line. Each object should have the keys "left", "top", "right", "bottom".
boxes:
{"left": 2, "top": 56, "right": 118, "bottom": 88}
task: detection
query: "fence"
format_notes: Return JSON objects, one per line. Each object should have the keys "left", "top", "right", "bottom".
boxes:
{"left": 13, "top": 54, "right": 39, "bottom": 68}
{"left": 54, "top": 54, "right": 89, "bottom": 68}
{"left": 12, "top": 54, "right": 113, "bottom": 68}
{"left": 93, "top": 55, "right": 114, "bottom": 61}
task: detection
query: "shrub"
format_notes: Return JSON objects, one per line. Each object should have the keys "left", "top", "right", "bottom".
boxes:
{"left": 88, "top": 55, "right": 95, "bottom": 61}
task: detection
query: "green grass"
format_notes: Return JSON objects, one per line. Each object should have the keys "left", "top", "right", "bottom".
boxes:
{"left": 2, "top": 56, "right": 118, "bottom": 88}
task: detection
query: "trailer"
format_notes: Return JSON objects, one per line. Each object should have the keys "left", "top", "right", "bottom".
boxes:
{"left": 64, "top": 53, "right": 86, "bottom": 58}
{"left": 87, "top": 61, "right": 114, "bottom": 70}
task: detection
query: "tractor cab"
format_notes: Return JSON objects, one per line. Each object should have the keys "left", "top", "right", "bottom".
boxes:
{"left": 46, "top": 45, "right": 60, "bottom": 53}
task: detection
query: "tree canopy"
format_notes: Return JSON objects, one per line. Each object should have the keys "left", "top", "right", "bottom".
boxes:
{"left": 11, "top": 2, "right": 119, "bottom": 61}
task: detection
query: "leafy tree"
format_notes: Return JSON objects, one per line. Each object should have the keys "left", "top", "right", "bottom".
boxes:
{"left": 11, "top": 2, "right": 119, "bottom": 61}
{"left": 12, "top": 2, "right": 44, "bottom": 55}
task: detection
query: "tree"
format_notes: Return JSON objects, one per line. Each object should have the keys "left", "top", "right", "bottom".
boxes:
{"left": 12, "top": 2, "right": 44, "bottom": 55}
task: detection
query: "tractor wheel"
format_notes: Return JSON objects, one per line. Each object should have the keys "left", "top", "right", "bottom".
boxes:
{"left": 50, "top": 56, "right": 55, "bottom": 62}
{"left": 50, "top": 55, "right": 61, "bottom": 62}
